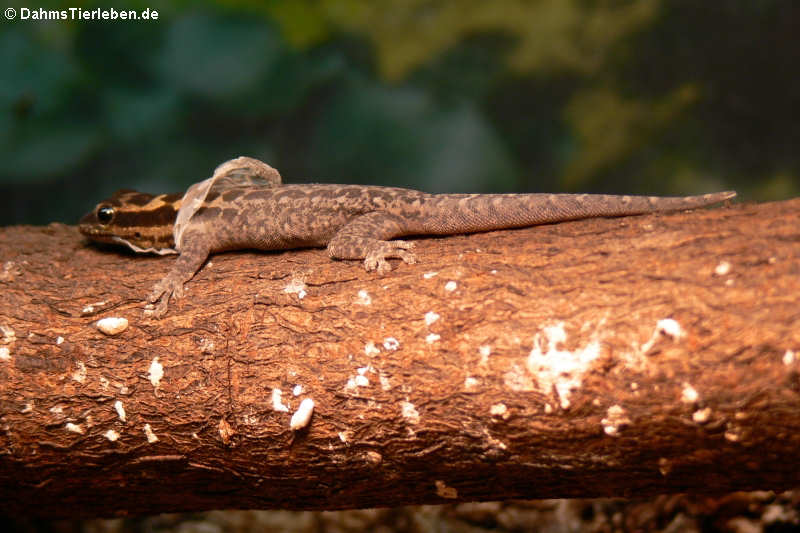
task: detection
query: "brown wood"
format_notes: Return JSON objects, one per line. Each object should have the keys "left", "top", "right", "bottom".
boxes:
{"left": 0, "top": 198, "right": 798, "bottom": 518}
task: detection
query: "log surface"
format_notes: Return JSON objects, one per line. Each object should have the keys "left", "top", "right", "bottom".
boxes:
{"left": 0, "top": 198, "right": 798, "bottom": 518}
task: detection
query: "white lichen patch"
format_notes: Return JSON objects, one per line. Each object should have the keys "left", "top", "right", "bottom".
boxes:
{"left": 198, "top": 337, "right": 215, "bottom": 354}
{"left": 724, "top": 427, "right": 741, "bottom": 442}
{"left": 364, "top": 341, "right": 380, "bottom": 357}
{"left": 383, "top": 337, "right": 400, "bottom": 351}
{"left": 148, "top": 357, "right": 164, "bottom": 388}
{"left": 657, "top": 319, "right": 683, "bottom": 339}
{"left": 0, "top": 324, "right": 15, "bottom": 344}
{"left": 641, "top": 318, "right": 685, "bottom": 353}
{"left": 692, "top": 407, "right": 712, "bottom": 424}
{"left": 357, "top": 289, "right": 372, "bottom": 306}
{"left": 424, "top": 311, "right": 440, "bottom": 326}
{"left": 0, "top": 347, "right": 9, "bottom": 362}
{"left": 346, "top": 374, "right": 370, "bottom": 389}
{"left": 784, "top": 350, "right": 796, "bottom": 365}
{"left": 272, "top": 388, "right": 289, "bottom": 412}
{"left": 218, "top": 418, "right": 235, "bottom": 444}
{"left": 0, "top": 260, "right": 22, "bottom": 281}
{"left": 338, "top": 430, "right": 352, "bottom": 443}
{"left": 96, "top": 317, "right": 129, "bottom": 336}
{"left": 104, "top": 429, "right": 120, "bottom": 442}
{"left": 346, "top": 365, "right": 372, "bottom": 389}
{"left": 479, "top": 344, "right": 491, "bottom": 360}
{"left": 601, "top": 405, "right": 631, "bottom": 436}
{"left": 65, "top": 422, "right": 84, "bottom": 434}
{"left": 290, "top": 398, "right": 315, "bottom": 430}
{"left": 114, "top": 400, "right": 126, "bottom": 422}
{"left": 435, "top": 480, "right": 458, "bottom": 499}
{"left": 423, "top": 271, "right": 438, "bottom": 279}
{"left": 520, "top": 323, "right": 601, "bottom": 409}
{"left": 681, "top": 383, "right": 699, "bottom": 404}
{"left": 490, "top": 403, "right": 508, "bottom": 418}
{"left": 292, "top": 384, "right": 303, "bottom": 396}
{"left": 379, "top": 374, "right": 392, "bottom": 391}
{"left": 143, "top": 423, "right": 158, "bottom": 443}
{"left": 401, "top": 401, "right": 420, "bottom": 424}
{"left": 81, "top": 301, "right": 106, "bottom": 315}
{"left": 714, "top": 261, "right": 732, "bottom": 276}
{"left": 49, "top": 405, "right": 64, "bottom": 415}
{"left": 72, "top": 362, "right": 87, "bottom": 384}
{"left": 444, "top": 280, "right": 458, "bottom": 292}
{"left": 364, "top": 450, "right": 382, "bottom": 464}
{"left": 425, "top": 333, "right": 441, "bottom": 344}
{"left": 283, "top": 278, "right": 307, "bottom": 299}
{"left": 56, "top": 336, "right": 64, "bottom": 345}
{"left": 464, "top": 376, "right": 479, "bottom": 390}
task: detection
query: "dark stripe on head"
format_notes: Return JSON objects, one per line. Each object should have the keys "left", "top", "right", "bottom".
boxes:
{"left": 112, "top": 203, "right": 179, "bottom": 229}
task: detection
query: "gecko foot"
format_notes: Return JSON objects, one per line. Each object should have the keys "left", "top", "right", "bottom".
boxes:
{"left": 363, "top": 240, "right": 416, "bottom": 274}
{"left": 145, "top": 275, "right": 185, "bottom": 318}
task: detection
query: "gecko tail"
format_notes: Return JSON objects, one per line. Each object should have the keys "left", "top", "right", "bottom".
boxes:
{"left": 412, "top": 190, "right": 737, "bottom": 235}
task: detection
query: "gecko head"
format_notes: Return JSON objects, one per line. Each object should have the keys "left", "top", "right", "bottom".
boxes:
{"left": 79, "top": 190, "right": 182, "bottom": 254}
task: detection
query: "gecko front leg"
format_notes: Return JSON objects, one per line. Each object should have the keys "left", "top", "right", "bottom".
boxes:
{"left": 326, "top": 211, "right": 417, "bottom": 274}
{"left": 147, "top": 229, "right": 211, "bottom": 317}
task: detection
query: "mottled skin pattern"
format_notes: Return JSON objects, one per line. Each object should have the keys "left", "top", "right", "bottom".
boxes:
{"left": 79, "top": 157, "right": 736, "bottom": 317}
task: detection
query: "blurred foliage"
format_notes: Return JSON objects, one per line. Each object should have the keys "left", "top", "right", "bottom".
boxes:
{"left": 263, "top": 0, "right": 658, "bottom": 79}
{"left": 1, "top": 0, "right": 798, "bottom": 225}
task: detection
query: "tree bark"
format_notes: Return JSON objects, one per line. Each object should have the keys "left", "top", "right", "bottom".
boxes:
{"left": 0, "top": 198, "right": 798, "bottom": 519}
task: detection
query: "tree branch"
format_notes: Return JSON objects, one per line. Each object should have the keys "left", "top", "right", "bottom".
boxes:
{"left": 1, "top": 198, "right": 799, "bottom": 518}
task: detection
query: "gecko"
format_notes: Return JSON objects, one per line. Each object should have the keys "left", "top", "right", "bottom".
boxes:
{"left": 79, "top": 156, "right": 736, "bottom": 317}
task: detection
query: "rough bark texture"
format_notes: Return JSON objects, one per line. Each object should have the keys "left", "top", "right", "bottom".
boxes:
{"left": 0, "top": 198, "right": 798, "bottom": 519}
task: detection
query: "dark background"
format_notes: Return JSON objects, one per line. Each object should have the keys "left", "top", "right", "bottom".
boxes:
{"left": 2, "top": 0, "right": 798, "bottom": 226}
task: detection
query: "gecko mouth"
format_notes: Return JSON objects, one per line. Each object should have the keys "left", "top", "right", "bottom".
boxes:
{"left": 79, "top": 221, "right": 177, "bottom": 255}
{"left": 78, "top": 222, "right": 114, "bottom": 241}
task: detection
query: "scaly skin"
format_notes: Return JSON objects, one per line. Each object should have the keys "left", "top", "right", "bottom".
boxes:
{"left": 79, "top": 157, "right": 736, "bottom": 316}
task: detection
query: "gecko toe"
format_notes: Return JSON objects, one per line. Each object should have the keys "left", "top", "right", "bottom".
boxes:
{"left": 152, "top": 298, "right": 170, "bottom": 318}
{"left": 146, "top": 276, "right": 186, "bottom": 316}
{"left": 375, "top": 259, "right": 393, "bottom": 274}
{"left": 147, "top": 288, "right": 164, "bottom": 304}
{"left": 362, "top": 240, "right": 418, "bottom": 274}
{"left": 396, "top": 248, "right": 417, "bottom": 265}
{"left": 363, "top": 257, "right": 388, "bottom": 273}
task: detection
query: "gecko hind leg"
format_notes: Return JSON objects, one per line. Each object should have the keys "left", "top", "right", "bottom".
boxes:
{"left": 327, "top": 212, "right": 416, "bottom": 274}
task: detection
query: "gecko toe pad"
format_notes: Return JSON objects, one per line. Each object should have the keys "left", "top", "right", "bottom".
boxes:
{"left": 363, "top": 240, "right": 416, "bottom": 274}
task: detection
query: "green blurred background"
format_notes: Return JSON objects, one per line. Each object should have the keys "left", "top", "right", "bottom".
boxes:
{"left": 2, "top": 0, "right": 798, "bottom": 226}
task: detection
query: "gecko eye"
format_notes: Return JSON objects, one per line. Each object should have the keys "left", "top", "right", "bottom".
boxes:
{"left": 97, "top": 206, "right": 115, "bottom": 224}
